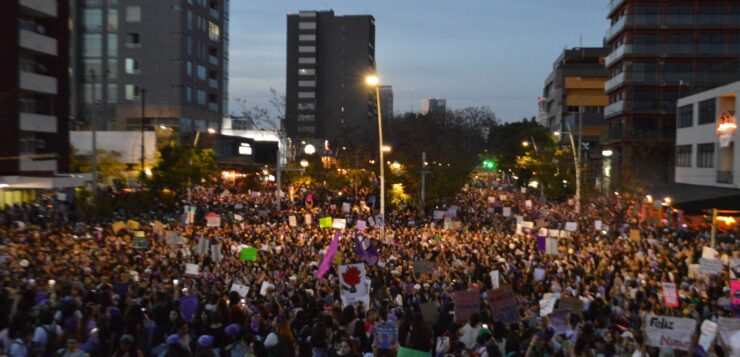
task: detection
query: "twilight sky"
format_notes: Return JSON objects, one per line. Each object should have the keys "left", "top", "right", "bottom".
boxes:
{"left": 228, "top": 0, "right": 609, "bottom": 124}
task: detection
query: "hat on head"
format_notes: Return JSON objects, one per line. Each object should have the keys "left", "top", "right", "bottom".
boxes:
{"left": 166, "top": 334, "right": 180, "bottom": 345}
{"left": 225, "top": 324, "right": 241, "bottom": 337}
{"left": 197, "top": 335, "right": 214, "bottom": 347}
{"left": 120, "top": 335, "right": 134, "bottom": 344}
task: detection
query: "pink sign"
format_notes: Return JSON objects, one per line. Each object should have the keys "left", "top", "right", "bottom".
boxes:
{"left": 662, "top": 282, "right": 679, "bottom": 308}
{"left": 732, "top": 280, "right": 740, "bottom": 306}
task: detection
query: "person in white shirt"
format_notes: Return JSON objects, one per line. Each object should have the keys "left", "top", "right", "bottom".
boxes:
{"left": 458, "top": 312, "right": 482, "bottom": 349}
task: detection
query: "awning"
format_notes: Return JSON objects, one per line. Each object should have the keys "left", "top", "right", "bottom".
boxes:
{"left": 0, "top": 174, "right": 90, "bottom": 189}
{"left": 645, "top": 183, "right": 740, "bottom": 213}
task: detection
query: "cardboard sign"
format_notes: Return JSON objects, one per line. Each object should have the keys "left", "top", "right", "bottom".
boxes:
{"left": 259, "top": 281, "right": 275, "bottom": 296}
{"left": 499, "top": 194, "right": 507, "bottom": 201}
{"left": 698, "top": 320, "right": 718, "bottom": 353}
{"left": 700, "top": 258, "right": 723, "bottom": 275}
{"left": 487, "top": 196, "right": 495, "bottom": 203}
{"left": 288, "top": 215, "right": 297, "bottom": 227}
{"left": 490, "top": 270, "right": 500, "bottom": 289}
{"left": 304, "top": 213, "right": 312, "bottom": 225}
{"left": 230, "top": 283, "right": 250, "bottom": 298}
{"left": 557, "top": 297, "right": 583, "bottom": 317}
{"left": 539, "top": 295, "right": 558, "bottom": 317}
{"left": 645, "top": 316, "right": 697, "bottom": 351}
{"left": 630, "top": 229, "right": 640, "bottom": 241}
{"left": 153, "top": 220, "right": 165, "bottom": 234}
{"left": 548, "top": 229, "right": 560, "bottom": 237}
{"left": 374, "top": 321, "right": 399, "bottom": 350}
{"left": 732, "top": 280, "right": 740, "bottom": 306}
{"left": 185, "top": 263, "right": 200, "bottom": 276}
{"left": 112, "top": 221, "right": 126, "bottom": 233}
{"left": 433, "top": 210, "right": 445, "bottom": 220}
{"left": 342, "top": 202, "right": 351, "bottom": 213}
{"left": 332, "top": 218, "right": 347, "bottom": 230}
{"left": 594, "top": 220, "right": 602, "bottom": 231}
{"left": 132, "top": 236, "right": 150, "bottom": 249}
{"left": 564, "top": 222, "right": 578, "bottom": 232}
{"left": 206, "top": 215, "right": 221, "bottom": 227}
{"left": 240, "top": 247, "right": 258, "bottom": 262}
{"left": 662, "top": 282, "right": 679, "bottom": 308}
{"left": 420, "top": 301, "right": 439, "bottom": 325}
{"left": 453, "top": 290, "right": 480, "bottom": 324}
{"left": 503, "top": 207, "right": 511, "bottom": 217}
{"left": 356, "top": 220, "right": 367, "bottom": 231}
{"left": 487, "top": 287, "right": 520, "bottom": 324}
{"left": 525, "top": 200, "right": 532, "bottom": 208}
{"left": 127, "top": 220, "right": 140, "bottom": 230}
{"left": 319, "top": 217, "right": 332, "bottom": 228}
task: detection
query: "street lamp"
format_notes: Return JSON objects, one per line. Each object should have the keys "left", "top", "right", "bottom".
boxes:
{"left": 391, "top": 161, "right": 401, "bottom": 170}
{"left": 207, "top": 128, "right": 216, "bottom": 134}
{"left": 300, "top": 159, "right": 309, "bottom": 168}
{"left": 304, "top": 144, "right": 316, "bottom": 155}
{"left": 602, "top": 149, "right": 613, "bottom": 157}
{"left": 382, "top": 145, "right": 392, "bottom": 153}
{"left": 522, "top": 141, "right": 530, "bottom": 147}
{"left": 366, "top": 74, "right": 385, "bottom": 237}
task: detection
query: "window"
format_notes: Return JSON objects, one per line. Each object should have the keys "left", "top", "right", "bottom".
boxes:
{"left": 187, "top": 36, "right": 193, "bottom": 55}
{"left": 186, "top": 61, "right": 193, "bottom": 76}
{"left": 107, "top": 84, "right": 117, "bottom": 103}
{"left": 298, "top": 91, "right": 315, "bottom": 99}
{"left": 298, "top": 46, "right": 316, "bottom": 53}
{"left": 125, "top": 6, "right": 141, "bottom": 22}
{"left": 675, "top": 145, "right": 692, "bottom": 167}
{"left": 83, "top": 9, "right": 103, "bottom": 31}
{"left": 196, "top": 90, "right": 206, "bottom": 104}
{"left": 82, "top": 34, "right": 102, "bottom": 57}
{"left": 299, "top": 34, "right": 316, "bottom": 41}
{"left": 197, "top": 65, "right": 206, "bottom": 80}
{"left": 697, "top": 143, "right": 715, "bottom": 168}
{"left": 107, "top": 59, "right": 117, "bottom": 79}
{"left": 298, "top": 80, "right": 316, "bottom": 87}
{"left": 297, "top": 126, "right": 315, "bottom": 134}
{"left": 298, "top": 102, "right": 316, "bottom": 110}
{"left": 185, "top": 87, "right": 192, "bottom": 102}
{"left": 107, "top": 9, "right": 118, "bottom": 31}
{"left": 107, "top": 34, "right": 117, "bottom": 56}
{"left": 698, "top": 99, "right": 716, "bottom": 124}
{"left": 298, "top": 22, "right": 316, "bottom": 30}
{"left": 125, "top": 58, "right": 140, "bottom": 74}
{"left": 126, "top": 33, "right": 140, "bottom": 47}
{"left": 298, "top": 57, "right": 316, "bottom": 64}
{"left": 298, "top": 68, "right": 315, "bottom": 76}
{"left": 677, "top": 104, "right": 693, "bottom": 128}
{"left": 187, "top": 10, "right": 193, "bottom": 30}
{"left": 208, "top": 21, "right": 219, "bottom": 41}
{"left": 82, "top": 83, "right": 102, "bottom": 103}
{"left": 699, "top": 5, "right": 726, "bottom": 25}
{"left": 297, "top": 114, "right": 315, "bottom": 122}
{"left": 125, "top": 84, "right": 140, "bottom": 100}
{"left": 82, "top": 58, "right": 102, "bottom": 79}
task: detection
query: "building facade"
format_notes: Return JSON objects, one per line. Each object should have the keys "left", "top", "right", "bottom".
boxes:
{"left": 71, "top": 0, "right": 228, "bottom": 137}
{"left": 604, "top": 0, "right": 740, "bottom": 185}
{"left": 285, "top": 10, "right": 376, "bottom": 146}
{"left": 421, "top": 98, "right": 446, "bottom": 115}
{"left": 675, "top": 81, "right": 738, "bottom": 188}
{"left": 378, "top": 85, "right": 393, "bottom": 120}
{"left": 0, "top": 0, "right": 70, "bottom": 175}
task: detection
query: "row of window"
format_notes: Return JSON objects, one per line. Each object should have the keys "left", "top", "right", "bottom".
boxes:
{"left": 187, "top": 10, "right": 220, "bottom": 41}
{"left": 675, "top": 143, "right": 715, "bottom": 168}
{"left": 677, "top": 99, "right": 716, "bottom": 128}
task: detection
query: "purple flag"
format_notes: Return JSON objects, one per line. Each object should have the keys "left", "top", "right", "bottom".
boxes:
{"left": 316, "top": 232, "right": 341, "bottom": 279}
{"left": 536, "top": 236, "right": 547, "bottom": 252}
{"left": 180, "top": 294, "right": 199, "bottom": 321}
{"left": 354, "top": 234, "right": 379, "bottom": 266}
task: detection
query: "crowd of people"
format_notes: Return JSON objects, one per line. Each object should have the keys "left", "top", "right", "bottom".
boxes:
{"left": 0, "top": 175, "right": 737, "bottom": 357}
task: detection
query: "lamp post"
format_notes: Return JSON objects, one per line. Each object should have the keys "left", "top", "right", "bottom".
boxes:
{"left": 89, "top": 70, "right": 98, "bottom": 205}
{"left": 140, "top": 88, "right": 147, "bottom": 178}
{"left": 557, "top": 124, "right": 582, "bottom": 214}
{"left": 366, "top": 74, "right": 385, "bottom": 236}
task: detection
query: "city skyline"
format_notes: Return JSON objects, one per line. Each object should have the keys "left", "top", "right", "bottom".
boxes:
{"left": 229, "top": 0, "right": 608, "bottom": 124}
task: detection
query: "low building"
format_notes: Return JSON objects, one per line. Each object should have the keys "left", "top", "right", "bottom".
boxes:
{"left": 421, "top": 98, "right": 446, "bottom": 115}
{"left": 675, "top": 81, "right": 739, "bottom": 188}
{"left": 69, "top": 131, "right": 157, "bottom": 165}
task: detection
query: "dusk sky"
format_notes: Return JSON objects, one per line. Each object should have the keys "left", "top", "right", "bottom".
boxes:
{"left": 228, "top": 0, "right": 609, "bottom": 124}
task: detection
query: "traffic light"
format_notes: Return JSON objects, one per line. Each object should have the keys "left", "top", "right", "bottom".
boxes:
{"left": 482, "top": 159, "right": 496, "bottom": 170}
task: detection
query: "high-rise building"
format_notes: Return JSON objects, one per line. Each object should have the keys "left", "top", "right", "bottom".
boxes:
{"left": 71, "top": 0, "right": 228, "bottom": 137}
{"left": 378, "top": 85, "right": 393, "bottom": 120}
{"left": 285, "top": 10, "right": 376, "bottom": 146}
{"left": 421, "top": 98, "right": 446, "bottom": 115}
{"left": 0, "top": 0, "right": 70, "bottom": 175}
{"left": 603, "top": 0, "right": 740, "bottom": 184}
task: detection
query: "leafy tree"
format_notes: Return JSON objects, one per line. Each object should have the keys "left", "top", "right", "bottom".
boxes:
{"left": 147, "top": 142, "right": 220, "bottom": 193}
{"left": 69, "top": 146, "right": 129, "bottom": 186}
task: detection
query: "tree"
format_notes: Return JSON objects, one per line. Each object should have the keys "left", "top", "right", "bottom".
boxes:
{"left": 147, "top": 142, "right": 220, "bottom": 193}
{"left": 69, "top": 146, "right": 128, "bottom": 186}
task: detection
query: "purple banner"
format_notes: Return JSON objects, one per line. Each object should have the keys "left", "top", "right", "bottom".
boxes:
{"left": 316, "top": 232, "right": 341, "bottom": 279}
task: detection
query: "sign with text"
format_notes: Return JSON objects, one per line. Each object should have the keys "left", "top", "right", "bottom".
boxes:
{"left": 662, "top": 282, "right": 679, "bottom": 308}
{"left": 700, "top": 258, "right": 723, "bottom": 275}
{"left": 645, "top": 316, "right": 696, "bottom": 351}
{"left": 487, "top": 287, "right": 520, "bottom": 324}
{"left": 453, "top": 290, "right": 480, "bottom": 324}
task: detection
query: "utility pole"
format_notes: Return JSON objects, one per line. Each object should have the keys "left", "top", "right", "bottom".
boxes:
{"left": 140, "top": 88, "right": 147, "bottom": 176}
{"left": 710, "top": 208, "right": 718, "bottom": 249}
{"left": 420, "top": 151, "right": 430, "bottom": 210}
{"left": 90, "top": 70, "right": 98, "bottom": 205}
{"left": 276, "top": 147, "right": 282, "bottom": 211}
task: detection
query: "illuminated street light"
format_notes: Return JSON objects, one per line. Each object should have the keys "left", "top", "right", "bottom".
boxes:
{"left": 365, "top": 75, "right": 379, "bottom": 86}
{"left": 391, "top": 161, "right": 401, "bottom": 170}
{"left": 602, "top": 149, "right": 614, "bottom": 157}
{"left": 553, "top": 131, "right": 561, "bottom": 137}
{"left": 664, "top": 197, "right": 672, "bottom": 205}
{"left": 304, "top": 144, "right": 316, "bottom": 155}
{"left": 522, "top": 141, "right": 530, "bottom": 147}
{"left": 299, "top": 159, "right": 309, "bottom": 168}
{"left": 382, "top": 145, "right": 392, "bottom": 153}
{"left": 207, "top": 128, "right": 216, "bottom": 134}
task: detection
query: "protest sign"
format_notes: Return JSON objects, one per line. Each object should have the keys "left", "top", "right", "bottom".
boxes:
{"left": 594, "top": 220, "right": 602, "bottom": 230}
{"left": 420, "top": 301, "right": 439, "bottom": 325}
{"left": 550, "top": 309, "right": 570, "bottom": 333}
{"left": 443, "top": 217, "right": 453, "bottom": 230}
{"left": 487, "top": 287, "right": 520, "bottom": 324}
{"left": 240, "top": 247, "right": 257, "bottom": 262}
{"left": 645, "top": 316, "right": 696, "bottom": 351}
{"left": 288, "top": 215, "right": 297, "bottom": 227}
{"left": 206, "top": 215, "right": 221, "bottom": 227}
{"left": 630, "top": 229, "right": 640, "bottom": 241}
{"left": 662, "top": 282, "right": 679, "bottom": 308}
{"left": 165, "top": 231, "right": 184, "bottom": 247}
{"left": 525, "top": 200, "right": 532, "bottom": 208}
{"left": 152, "top": 220, "right": 165, "bottom": 235}
{"left": 718, "top": 317, "right": 740, "bottom": 347}
{"left": 112, "top": 221, "right": 126, "bottom": 233}
{"left": 564, "top": 222, "right": 578, "bottom": 232}
{"left": 185, "top": 263, "right": 199, "bottom": 276}
{"left": 374, "top": 215, "right": 385, "bottom": 227}
{"left": 557, "top": 297, "right": 583, "bottom": 317}
{"left": 548, "top": 229, "right": 560, "bottom": 237}
{"left": 339, "top": 263, "right": 368, "bottom": 298}
{"left": 499, "top": 194, "right": 507, "bottom": 201}
{"left": 304, "top": 213, "right": 312, "bottom": 225}
{"left": 398, "top": 347, "right": 431, "bottom": 357}
{"left": 534, "top": 268, "right": 546, "bottom": 281}
{"left": 319, "top": 217, "right": 332, "bottom": 228}
{"left": 258, "top": 210, "right": 269, "bottom": 218}
{"left": 702, "top": 246, "right": 719, "bottom": 259}
{"left": 234, "top": 203, "right": 243, "bottom": 209}
{"left": 230, "top": 283, "right": 249, "bottom": 298}
{"left": 180, "top": 295, "right": 198, "bottom": 321}
{"left": 446, "top": 206, "right": 458, "bottom": 218}
{"left": 195, "top": 237, "right": 210, "bottom": 255}
{"left": 433, "top": 210, "right": 445, "bottom": 220}
{"left": 413, "top": 260, "right": 434, "bottom": 278}
{"left": 490, "top": 270, "right": 500, "bottom": 289}
{"left": 515, "top": 215, "right": 524, "bottom": 224}
{"left": 546, "top": 237, "right": 558, "bottom": 255}
{"left": 731, "top": 258, "right": 740, "bottom": 279}
{"left": 332, "top": 218, "right": 347, "bottom": 230}
{"left": 732, "top": 280, "right": 740, "bottom": 305}
{"left": 698, "top": 320, "right": 717, "bottom": 353}
{"left": 259, "top": 281, "right": 275, "bottom": 296}
{"left": 132, "top": 235, "right": 150, "bottom": 250}
{"left": 503, "top": 207, "right": 511, "bottom": 217}
{"left": 521, "top": 187, "right": 526, "bottom": 193}
{"left": 539, "top": 295, "right": 558, "bottom": 316}
{"left": 342, "top": 202, "right": 351, "bottom": 213}
{"left": 234, "top": 214, "right": 243, "bottom": 221}
{"left": 374, "top": 321, "right": 399, "bottom": 350}
{"left": 488, "top": 196, "right": 495, "bottom": 203}
{"left": 356, "top": 220, "right": 367, "bottom": 231}
{"left": 700, "top": 258, "right": 723, "bottom": 275}
{"left": 127, "top": 220, "right": 140, "bottom": 230}
{"left": 210, "top": 243, "right": 222, "bottom": 262}
{"left": 454, "top": 290, "right": 480, "bottom": 323}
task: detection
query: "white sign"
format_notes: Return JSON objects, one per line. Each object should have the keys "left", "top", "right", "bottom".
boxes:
{"left": 234, "top": 214, "right": 243, "bottom": 221}
{"left": 645, "top": 316, "right": 697, "bottom": 351}
{"left": 534, "top": 268, "right": 546, "bottom": 281}
{"left": 565, "top": 222, "right": 578, "bottom": 232}
{"left": 525, "top": 200, "right": 532, "bottom": 208}
{"left": 594, "top": 220, "right": 602, "bottom": 230}
{"left": 342, "top": 202, "right": 351, "bottom": 213}
{"left": 730, "top": 258, "right": 740, "bottom": 279}
{"left": 702, "top": 246, "right": 719, "bottom": 259}
{"left": 487, "top": 196, "right": 495, "bottom": 203}
{"left": 546, "top": 238, "right": 558, "bottom": 255}
{"left": 433, "top": 210, "right": 445, "bottom": 220}
{"left": 259, "top": 281, "right": 275, "bottom": 296}
{"left": 332, "top": 218, "right": 347, "bottom": 230}
{"left": 718, "top": 317, "right": 740, "bottom": 346}
{"left": 304, "top": 214, "right": 312, "bottom": 225}
{"left": 339, "top": 264, "right": 369, "bottom": 307}
{"left": 503, "top": 207, "right": 511, "bottom": 217}
{"left": 499, "top": 194, "right": 507, "bottom": 201}
{"left": 288, "top": 215, "right": 297, "bottom": 227}
{"left": 698, "top": 320, "right": 717, "bottom": 352}
{"left": 700, "top": 258, "right": 723, "bottom": 275}
{"left": 539, "top": 296, "right": 558, "bottom": 317}
{"left": 548, "top": 229, "right": 560, "bottom": 237}
{"left": 521, "top": 187, "right": 526, "bottom": 193}
{"left": 230, "top": 283, "right": 250, "bottom": 298}
{"left": 490, "top": 270, "right": 500, "bottom": 289}
{"left": 185, "top": 263, "right": 200, "bottom": 276}
{"left": 206, "top": 215, "right": 221, "bottom": 227}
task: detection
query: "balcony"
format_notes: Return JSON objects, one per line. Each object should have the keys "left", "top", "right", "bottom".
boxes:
{"left": 605, "top": 16, "right": 626, "bottom": 41}
{"left": 604, "top": 72, "right": 625, "bottom": 93}
{"left": 717, "top": 170, "right": 733, "bottom": 184}
{"left": 605, "top": 44, "right": 627, "bottom": 68}
{"left": 19, "top": 29, "right": 57, "bottom": 56}
{"left": 19, "top": 0, "right": 57, "bottom": 17}
{"left": 208, "top": 79, "right": 218, "bottom": 89}
{"left": 604, "top": 101, "right": 624, "bottom": 118}
{"left": 209, "top": 8, "right": 219, "bottom": 19}
{"left": 209, "top": 55, "right": 218, "bottom": 66}
{"left": 608, "top": 0, "right": 626, "bottom": 15}
{"left": 19, "top": 112, "right": 57, "bottom": 133}
{"left": 20, "top": 71, "right": 57, "bottom": 94}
